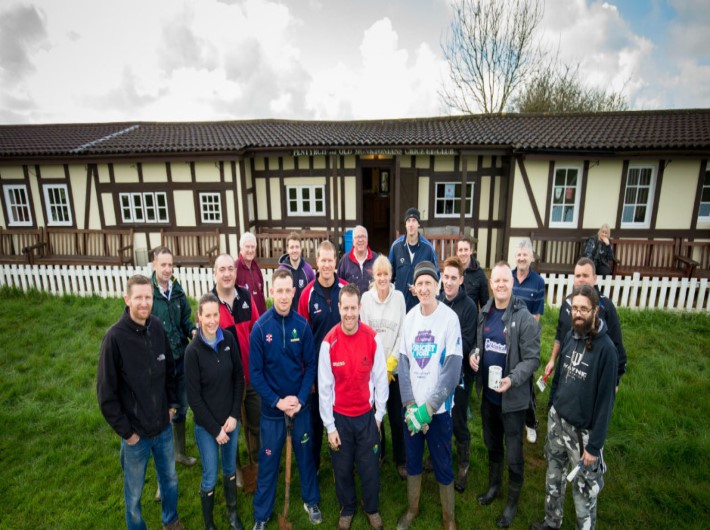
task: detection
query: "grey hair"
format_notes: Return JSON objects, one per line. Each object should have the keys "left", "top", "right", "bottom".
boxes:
{"left": 516, "top": 238, "right": 534, "bottom": 255}
{"left": 353, "top": 225, "right": 368, "bottom": 238}
{"left": 239, "top": 231, "right": 257, "bottom": 248}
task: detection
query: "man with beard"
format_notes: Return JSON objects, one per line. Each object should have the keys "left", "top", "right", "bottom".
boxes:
{"left": 544, "top": 258, "right": 627, "bottom": 391}
{"left": 531, "top": 284, "right": 617, "bottom": 530}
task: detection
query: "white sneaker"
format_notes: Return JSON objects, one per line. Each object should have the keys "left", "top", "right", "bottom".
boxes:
{"left": 526, "top": 426, "right": 537, "bottom": 444}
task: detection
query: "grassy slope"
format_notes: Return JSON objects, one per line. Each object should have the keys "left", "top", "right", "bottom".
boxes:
{"left": 0, "top": 289, "right": 708, "bottom": 529}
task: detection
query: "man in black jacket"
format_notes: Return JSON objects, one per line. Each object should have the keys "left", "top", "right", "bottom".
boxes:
{"left": 97, "top": 274, "right": 186, "bottom": 530}
{"left": 531, "top": 284, "right": 617, "bottom": 530}
{"left": 438, "top": 256, "right": 478, "bottom": 493}
{"left": 457, "top": 235, "right": 489, "bottom": 309}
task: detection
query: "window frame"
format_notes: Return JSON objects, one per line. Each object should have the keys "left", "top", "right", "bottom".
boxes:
{"left": 3, "top": 184, "right": 33, "bottom": 227}
{"left": 699, "top": 169, "right": 710, "bottom": 221}
{"left": 548, "top": 163, "right": 582, "bottom": 228}
{"left": 286, "top": 185, "right": 326, "bottom": 216}
{"left": 199, "top": 192, "right": 223, "bottom": 224}
{"left": 433, "top": 181, "right": 474, "bottom": 218}
{"left": 42, "top": 183, "right": 73, "bottom": 226}
{"left": 620, "top": 164, "right": 657, "bottom": 229}
{"left": 119, "top": 191, "right": 169, "bottom": 224}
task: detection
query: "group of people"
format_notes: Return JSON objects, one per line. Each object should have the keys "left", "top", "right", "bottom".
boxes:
{"left": 97, "top": 209, "right": 626, "bottom": 530}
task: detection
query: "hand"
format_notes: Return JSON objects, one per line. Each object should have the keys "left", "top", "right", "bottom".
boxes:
{"left": 169, "top": 408, "right": 177, "bottom": 421}
{"left": 408, "top": 284, "right": 417, "bottom": 297}
{"left": 544, "top": 358, "right": 555, "bottom": 378}
{"left": 406, "top": 403, "right": 432, "bottom": 433}
{"left": 277, "top": 396, "right": 300, "bottom": 417}
{"left": 328, "top": 430, "right": 341, "bottom": 451}
{"left": 582, "top": 449, "right": 598, "bottom": 467}
{"left": 216, "top": 427, "right": 230, "bottom": 445}
{"left": 223, "top": 416, "right": 237, "bottom": 433}
{"left": 126, "top": 433, "right": 140, "bottom": 446}
{"left": 495, "top": 377, "right": 512, "bottom": 393}
{"left": 376, "top": 419, "right": 382, "bottom": 431}
{"left": 469, "top": 352, "right": 479, "bottom": 372}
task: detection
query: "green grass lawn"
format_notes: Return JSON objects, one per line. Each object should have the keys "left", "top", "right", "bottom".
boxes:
{"left": 0, "top": 287, "right": 709, "bottom": 529}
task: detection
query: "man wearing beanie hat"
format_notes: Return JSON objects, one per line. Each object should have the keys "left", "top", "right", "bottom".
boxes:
{"left": 388, "top": 207, "right": 438, "bottom": 312}
{"left": 396, "top": 260, "right": 462, "bottom": 530}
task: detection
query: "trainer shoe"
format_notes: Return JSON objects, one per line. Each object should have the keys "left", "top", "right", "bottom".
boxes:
{"left": 252, "top": 522, "right": 267, "bottom": 530}
{"left": 303, "top": 503, "right": 323, "bottom": 525}
{"left": 526, "top": 426, "right": 537, "bottom": 444}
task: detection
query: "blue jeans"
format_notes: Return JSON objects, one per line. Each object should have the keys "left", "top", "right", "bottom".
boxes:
{"left": 194, "top": 423, "right": 239, "bottom": 491}
{"left": 120, "top": 424, "right": 179, "bottom": 530}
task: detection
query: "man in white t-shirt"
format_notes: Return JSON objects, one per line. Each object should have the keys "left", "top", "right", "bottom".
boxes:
{"left": 397, "top": 261, "right": 462, "bottom": 530}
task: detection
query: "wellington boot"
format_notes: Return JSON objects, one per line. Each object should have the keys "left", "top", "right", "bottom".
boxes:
{"left": 496, "top": 482, "right": 522, "bottom": 528}
{"left": 454, "top": 441, "right": 470, "bottom": 493}
{"left": 477, "top": 461, "right": 502, "bottom": 506}
{"left": 439, "top": 482, "right": 457, "bottom": 530}
{"left": 200, "top": 488, "right": 217, "bottom": 530}
{"left": 173, "top": 422, "right": 197, "bottom": 467}
{"left": 396, "top": 474, "right": 422, "bottom": 530}
{"left": 224, "top": 474, "right": 244, "bottom": 530}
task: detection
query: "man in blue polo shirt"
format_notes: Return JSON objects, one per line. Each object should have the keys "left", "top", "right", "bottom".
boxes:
{"left": 511, "top": 239, "right": 545, "bottom": 445}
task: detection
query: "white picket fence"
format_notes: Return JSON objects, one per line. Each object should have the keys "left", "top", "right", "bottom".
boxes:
{"left": 1, "top": 264, "right": 709, "bottom": 312}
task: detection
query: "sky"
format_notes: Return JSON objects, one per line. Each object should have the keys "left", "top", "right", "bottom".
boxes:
{"left": 0, "top": 0, "right": 708, "bottom": 124}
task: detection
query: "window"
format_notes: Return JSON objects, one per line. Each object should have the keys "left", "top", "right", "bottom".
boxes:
{"left": 199, "top": 193, "right": 222, "bottom": 223}
{"left": 621, "top": 165, "right": 656, "bottom": 228}
{"left": 119, "top": 192, "right": 168, "bottom": 223}
{"left": 699, "top": 170, "right": 710, "bottom": 220}
{"left": 3, "top": 184, "right": 33, "bottom": 226}
{"left": 43, "top": 184, "right": 72, "bottom": 226}
{"left": 549, "top": 165, "right": 581, "bottom": 227}
{"left": 434, "top": 182, "right": 473, "bottom": 218}
{"left": 287, "top": 185, "right": 325, "bottom": 216}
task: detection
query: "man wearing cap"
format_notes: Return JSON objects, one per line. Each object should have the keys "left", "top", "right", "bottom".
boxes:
{"left": 388, "top": 208, "right": 439, "bottom": 312}
{"left": 397, "top": 261, "right": 462, "bottom": 530}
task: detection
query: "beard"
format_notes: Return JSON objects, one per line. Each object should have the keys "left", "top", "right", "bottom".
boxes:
{"left": 573, "top": 315, "right": 595, "bottom": 336}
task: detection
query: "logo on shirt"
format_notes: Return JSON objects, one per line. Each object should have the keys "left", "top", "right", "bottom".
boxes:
{"left": 157, "top": 354, "right": 165, "bottom": 361}
{"left": 299, "top": 279, "right": 305, "bottom": 287}
{"left": 484, "top": 338, "right": 507, "bottom": 355}
{"left": 242, "top": 301, "right": 249, "bottom": 309}
{"left": 333, "top": 361, "right": 345, "bottom": 367}
{"left": 266, "top": 333, "right": 273, "bottom": 343}
{"left": 412, "top": 329, "right": 437, "bottom": 369}
{"left": 314, "top": 303, "right": 319, "bottom": 311}
{"left": 290, "top": 328, "right": 300, "bottom": 342}
{"left": 224, "top": 346, "right": 230, "bottom": 352}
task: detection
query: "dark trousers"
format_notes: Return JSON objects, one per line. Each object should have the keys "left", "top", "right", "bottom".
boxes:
{"left": 525, "top": 380, "right": 538, "bottom": 429}
{"left": 481, "top": 398, "right": 526, "bottom": 485}
{"left": 452, "top": 371, "right": 475, "bottom": 446}
{"left": 404, "top": 412, "right": 454, "bottom": 485}
{"left": 330, "top": 411, "right": 381, "bottom": 516}
{"left": 308, "top": 392, "right": 324, "bottom": 471}
{"left": 380, "top": 375, "right": 406, "bottom": 466}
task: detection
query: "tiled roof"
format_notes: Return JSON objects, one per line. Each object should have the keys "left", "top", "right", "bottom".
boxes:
{"left": 1, "top": 109, "right": 709, "bottom": 157}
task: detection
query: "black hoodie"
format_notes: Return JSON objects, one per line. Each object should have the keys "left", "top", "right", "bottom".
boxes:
{"left": 463, "top": 257, "right": 489, "bottom": 308}
{"left": 551, "top": 321, "right": 618, "bottom": 457}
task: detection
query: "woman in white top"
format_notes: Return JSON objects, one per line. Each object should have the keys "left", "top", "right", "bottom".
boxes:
{"left": 360, "top": 254, "right": 407, "bottom": 480}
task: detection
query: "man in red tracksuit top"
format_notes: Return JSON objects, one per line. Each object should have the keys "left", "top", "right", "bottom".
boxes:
{"left": 318, "top": 283, "right": 389, "bottom": 530}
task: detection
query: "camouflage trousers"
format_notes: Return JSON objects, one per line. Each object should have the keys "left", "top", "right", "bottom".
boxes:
{"left": 542, "top": 406, "right": 606, "bottom": 530}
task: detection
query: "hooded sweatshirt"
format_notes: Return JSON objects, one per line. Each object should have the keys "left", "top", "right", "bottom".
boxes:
{"left": 278, "top": 253, "right": 315, "bottom": 311}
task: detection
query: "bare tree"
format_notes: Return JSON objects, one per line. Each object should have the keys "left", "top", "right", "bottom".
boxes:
{"left": 511, "top": 63, "right": 628, "bottom": 113}
{"left": 441, "top": 0, "right": 545, "bottom": 114}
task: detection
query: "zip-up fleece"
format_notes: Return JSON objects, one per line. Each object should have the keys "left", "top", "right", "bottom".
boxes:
{"left": 463, "top": 258, "right": 489, "bottom": 308}
{"left": 439, "top": 288, "right": 478, "bottom": 373}
{"left": 151, "top": 272, "right": 196, "bottom": 359}
{"left": 212, "top": 285, "right": 259, "bottom": 385}
{"left": 388, "top": 234, "right": 438, "bottom": 311}
{"left": 336, "top": 246, "right": 379, "bottom": 294}
{"left": 475, "top": 296, "right": 540, "bottom": 413}
{"left": 249, "top": 308, "right": 317, "bottom": 419}
{"left": 236, "top": 254, "right": 266, "bottom": 315}
{"left": 278, "top": 253, "right": 315, "bottom": 310}
{"left": 185, "top": 328, "right": 244, "bottom": 438}
{"left": 97, "top": 308, "right": 177, "bottom": 439}
{"left": 298, "top": 274, "right": 348, "bottom": 352}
